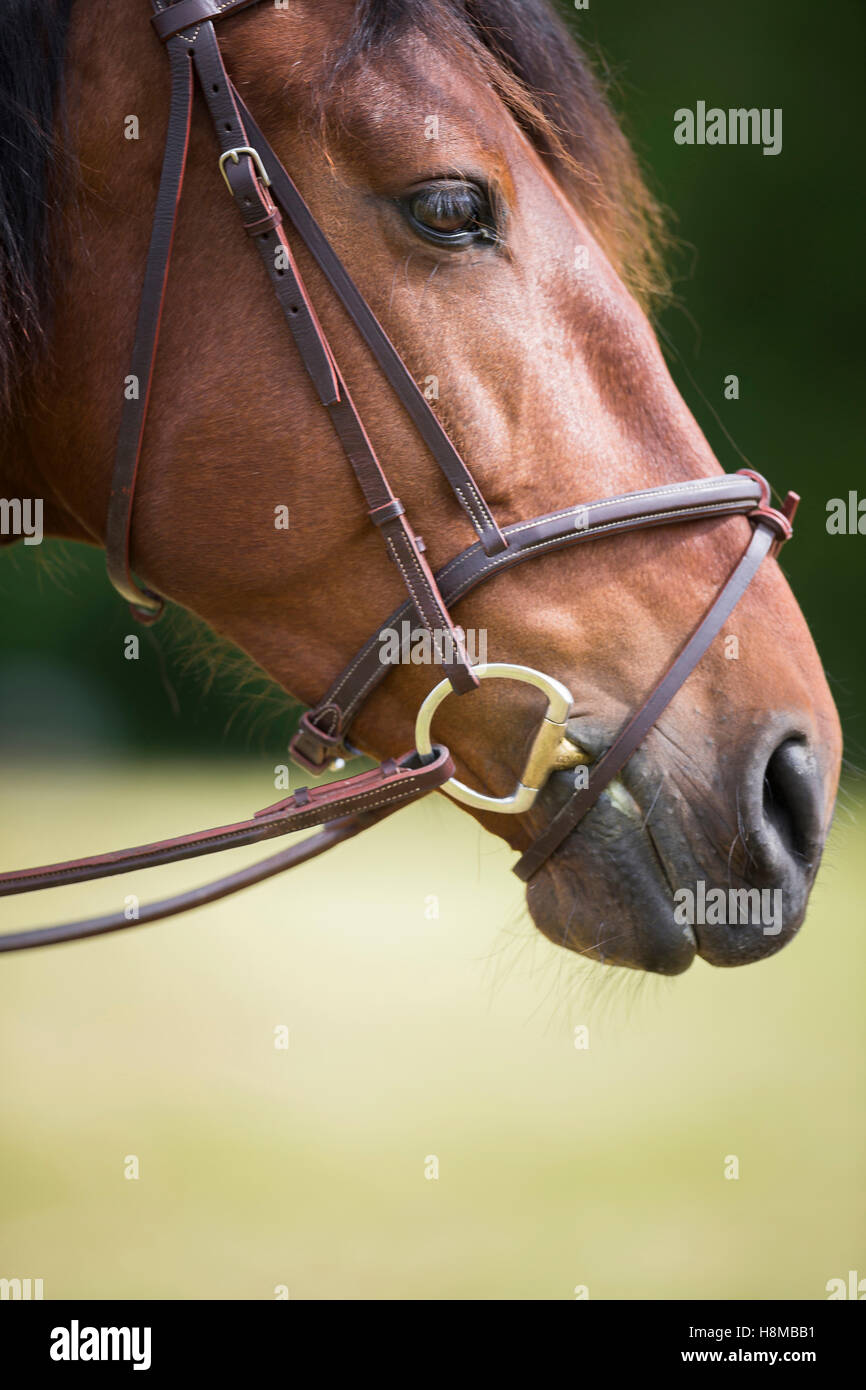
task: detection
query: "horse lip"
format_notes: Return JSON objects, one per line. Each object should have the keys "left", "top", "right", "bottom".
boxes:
{"left": 550, "top": 834, "right": 697, "bottom": 973}
{"left": 619, "top": 774, "right": 807, "bottom": 966}
{"left": 644, "top": 816, "right": 702, "bottom": 954}
{"left": 531, "top": 769, "right": 698, "bottom": 974}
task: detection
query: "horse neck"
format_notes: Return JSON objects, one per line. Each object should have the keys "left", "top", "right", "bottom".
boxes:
{"left": 0, "top": 408, "right": 92, "bottom": 544}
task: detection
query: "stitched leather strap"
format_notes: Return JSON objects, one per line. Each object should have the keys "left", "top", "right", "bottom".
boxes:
{"left": 289, "top": 472, "right": 769, "bottom": 770}
{"left": 0, "top": 745, "right": 452, "bottom": 896}
{"left": 0, "top": 821, "right": 361, "bottom": 952}
{"left": 151, "top": 0, "right": 261, "bottom": 41}
{"left": 104, "top": 37, "right": 193, "bottom": 621}
{"left": 0, "top": 747, "right": 453, "bottom": 951}
{"left": 233, "top": 91, "right": 507, "bottom": 558}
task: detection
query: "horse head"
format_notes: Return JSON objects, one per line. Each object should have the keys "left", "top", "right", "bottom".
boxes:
{"left": 1, "top": 0, "right": 841, "bottom": 970}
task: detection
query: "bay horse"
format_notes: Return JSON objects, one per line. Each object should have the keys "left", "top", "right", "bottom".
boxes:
{"left": 0, "top": 0, "right": 842, "bottom": 972}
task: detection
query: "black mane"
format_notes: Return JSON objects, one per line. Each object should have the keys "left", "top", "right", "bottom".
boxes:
{"left": 0, "top": 0, "right": 74, "bottom": 416}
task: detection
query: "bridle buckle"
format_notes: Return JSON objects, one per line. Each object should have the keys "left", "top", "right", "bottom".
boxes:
{"left": 218, "top": 145, "right": 271, "bottom": 193}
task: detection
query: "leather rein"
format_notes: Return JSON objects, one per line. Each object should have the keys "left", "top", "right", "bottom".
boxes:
{"left": 0, "top": 0, "right": 799, "bottom": 952}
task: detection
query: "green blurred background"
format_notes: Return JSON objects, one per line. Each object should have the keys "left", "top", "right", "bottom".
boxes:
{"left": 0, "top": 0, "right": 863, "bottom": 1300}
{"left": 1, "top": 771, "right": 864, "bottom": 1299}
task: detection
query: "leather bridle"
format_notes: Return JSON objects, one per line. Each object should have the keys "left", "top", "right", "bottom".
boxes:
{"left": 0, "top": 0, "right": 800, "bottom": 951}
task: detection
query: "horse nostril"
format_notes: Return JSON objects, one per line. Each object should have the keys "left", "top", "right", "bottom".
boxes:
{"left": 757, "top": 736, "right": 823, "bottom": 873}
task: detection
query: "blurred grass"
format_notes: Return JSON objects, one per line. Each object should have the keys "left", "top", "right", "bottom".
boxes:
{"left": 0, "top": 762, "right": 863, "bottom": 1300}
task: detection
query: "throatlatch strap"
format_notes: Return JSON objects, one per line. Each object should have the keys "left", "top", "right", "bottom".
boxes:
{"left": 104, "top": 37, "right": 193, "bottom": 622}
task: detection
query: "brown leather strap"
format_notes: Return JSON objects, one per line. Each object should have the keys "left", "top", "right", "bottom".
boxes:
{"left": 289, "top": 472, "right": 770, "bottom": 770}
{"left": 0, "top": 746, "right": 453, "bottom": 951}
{"left": 233, "top": 92, "right": 507, "bottom": 558}
{"left": 193, "top": 30, "right": 340, "bottom": 405}
{"left": 513, "top": 492, "right": 800, "bottom": 879}
{"left": 0, "top": 818, "right": 363, "bottom": 953}
{"left": 0, "top": 745, "right": 452, "bottom": 896}
{"left": 104, "top": 37, "right": 193, "bottom": 621}
{"left": 151, "top": 0, "right": 262, "bottom": 42}
{"left": 28, "top": 0, "right": 805, "bottom": 945}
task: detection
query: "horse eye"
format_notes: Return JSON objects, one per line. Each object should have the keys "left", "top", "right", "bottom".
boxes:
{"left": 403, "top": 181, "right": 498, "bottom": 248}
